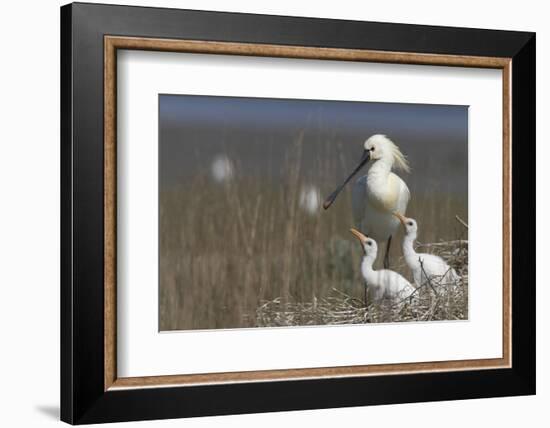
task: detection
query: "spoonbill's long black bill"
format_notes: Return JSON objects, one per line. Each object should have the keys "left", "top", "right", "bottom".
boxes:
{"left": 323, "top": 149, "right": 370, "bottom": 210}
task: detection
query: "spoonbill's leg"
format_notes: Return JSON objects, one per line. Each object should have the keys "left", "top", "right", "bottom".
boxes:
{"left": 383, "top": 235, "right": 392, "bottom": 269}
{"left": 364, "top": 282, "right": 368, "bottom": 308}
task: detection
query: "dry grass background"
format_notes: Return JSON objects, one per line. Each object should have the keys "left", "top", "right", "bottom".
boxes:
{"left": 159, "top": 135, "right": 468, "bottom": 331}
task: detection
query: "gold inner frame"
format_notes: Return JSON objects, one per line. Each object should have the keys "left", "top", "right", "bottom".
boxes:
{"left": 104, "top": 35, "right": 512, "bottom": 391}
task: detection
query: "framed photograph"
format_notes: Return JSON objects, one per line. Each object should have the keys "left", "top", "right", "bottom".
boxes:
{"left": 61, "top": 2, "right": 535, "bottom": 424}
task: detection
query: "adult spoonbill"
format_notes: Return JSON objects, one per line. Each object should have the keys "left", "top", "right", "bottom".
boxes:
{"left": 324, "top": 135, "right": 410, "bottom": 268}
{"left": 393, "top": 213, "right": 460, "bottom": 288}
{"left": 349, "top": 228, "right": 415, "bottom": 304}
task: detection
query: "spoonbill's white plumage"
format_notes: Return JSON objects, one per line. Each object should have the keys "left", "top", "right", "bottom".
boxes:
{"left": 393, "top": 213, "right": 460, "bottom": 288}
{"left": 350, "top": 228, "right": 415, "bottom": 303}
{"left": 324, "top": 135, "right": 410, "bottom": 268}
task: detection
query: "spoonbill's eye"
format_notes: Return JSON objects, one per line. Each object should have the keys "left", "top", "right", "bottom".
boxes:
{"left": 367, "top": 241, "right": 372, "bottom": 246}
{"left": 371, "top": 147, "right": 375, "bottom": 151}
{"left": 407, "top": 221, "right": 413, "bottom": 226}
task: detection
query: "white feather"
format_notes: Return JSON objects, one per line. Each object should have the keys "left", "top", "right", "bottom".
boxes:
{"left": 398, "top": 217, "right": 461, "bottom": 288}
{"left": 357, "top": 237, "right": 415, "bottom": 301}
{"left": 350, "top": 135, "right": 410, "bottom": 243}
{"left": 352, "top": 169, "right": 410, "bottom": 242}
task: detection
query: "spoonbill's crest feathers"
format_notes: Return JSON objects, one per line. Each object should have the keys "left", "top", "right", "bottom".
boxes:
{"left": 364, "top": 134, "right": 410, "bottom": 173}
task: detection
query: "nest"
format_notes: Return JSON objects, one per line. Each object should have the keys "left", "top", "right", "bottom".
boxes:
{"left": 255, "top": 238, "right": 468, "bottom": 327}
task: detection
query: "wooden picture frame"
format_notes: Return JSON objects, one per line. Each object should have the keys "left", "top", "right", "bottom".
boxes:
{"left": 61, "top": 2, "right": 535, "bottom": 424}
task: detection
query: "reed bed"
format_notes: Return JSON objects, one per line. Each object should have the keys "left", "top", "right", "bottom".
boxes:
{"left": 159, "top": 135, "right": 468, "bottom": 331}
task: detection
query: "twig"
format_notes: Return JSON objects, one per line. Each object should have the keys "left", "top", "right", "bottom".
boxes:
{"left": 455, "top": 215, "right": 469, "bottom": 229}
{"left": 392, "top": 273, "right": 436, "bottom": 306}
{"left": 416, "top": 240, "right": 468, "bottom": 248}
{"left": 419, "top": 258, "right": 438, "bottom": 296}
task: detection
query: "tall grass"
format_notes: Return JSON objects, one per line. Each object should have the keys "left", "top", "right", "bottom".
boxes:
{"left": 159, "top": 135, "right": 468, "bottom": 331}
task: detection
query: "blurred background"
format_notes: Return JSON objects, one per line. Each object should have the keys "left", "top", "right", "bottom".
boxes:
{"left": 159, "top": 94, "right": 468, "bottom": 331}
